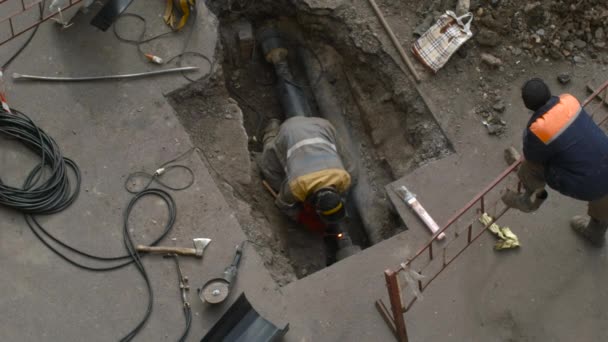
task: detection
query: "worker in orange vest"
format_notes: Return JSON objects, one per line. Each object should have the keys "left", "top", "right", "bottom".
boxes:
{"left": 504, "top": 78, "right": 608, "bottom": 246}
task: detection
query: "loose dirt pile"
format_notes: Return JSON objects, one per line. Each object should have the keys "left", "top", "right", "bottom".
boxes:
{"left": 471, "top": 0, "right": 608, "bottom": 64}
{"left": 410, "top": 0, "right": 608, "bottom": 136}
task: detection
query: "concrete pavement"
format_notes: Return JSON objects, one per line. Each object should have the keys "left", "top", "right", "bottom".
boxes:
{"left": 0, "top": 2, "right": 284, "bottom": 341}
{"left": 2, "top": 1, "right": 608, "bottom": 341}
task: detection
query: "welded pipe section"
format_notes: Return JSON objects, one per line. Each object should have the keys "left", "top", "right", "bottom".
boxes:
{"left": 257, "top": 27, "right": 312, "bottom": 118}
{"left": 300, "top": 47, "right": 386, "bottom": 244}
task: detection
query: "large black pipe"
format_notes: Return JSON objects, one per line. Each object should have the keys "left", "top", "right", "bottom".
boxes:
{"left": 257, "top": 27, "right": 313, "bottom": 119}
{"left": 257, "top": 26, "right": 362, "bottom": 260}
{"left": 299, "top": 47, "right": 387, "bottom": 245}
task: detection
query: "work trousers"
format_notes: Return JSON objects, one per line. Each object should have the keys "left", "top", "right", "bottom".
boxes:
{"left": 518, "top": 160, "right": 608, "bottom": 221}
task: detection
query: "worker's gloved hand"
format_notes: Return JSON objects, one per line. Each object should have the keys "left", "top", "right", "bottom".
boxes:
{"left": 275, "top": 195, "right": 301, "bottom": 222}
{"left": 502, "top": 189, "right": 548, "bottom": 213}
{"left": 297, "top": 202, "right": 327, "bottom": 233}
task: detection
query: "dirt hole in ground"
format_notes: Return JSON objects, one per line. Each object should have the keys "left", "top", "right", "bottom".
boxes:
{"left": 169, "top": 0, "right": 452, "bottom": 286}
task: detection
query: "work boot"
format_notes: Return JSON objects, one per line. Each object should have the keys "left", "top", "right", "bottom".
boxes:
{"left": 502, "top": 189, "right": 548, "bottom": 213}
{"left": 571, "top": 216, "right": 608, "bottom": 247}
{"left": 262, "top": 119, "right": 281, "bottom": 146}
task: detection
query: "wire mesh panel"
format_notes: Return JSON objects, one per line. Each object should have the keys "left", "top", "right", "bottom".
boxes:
{"left": 0, "top": 0, "right": 84, "bottom": 46}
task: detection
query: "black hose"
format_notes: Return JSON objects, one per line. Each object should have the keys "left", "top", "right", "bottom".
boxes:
{"left": 0, "top": 107, "right": 190, "bottom": 341}
{"left": 179, "top": 306, "right": 192, "bottom": 342}
{"left": 124, "top": 148, "right": 196, "bottom": 194}
{"left": 113, "top": 11, "right": 213, "bottom": 83}
{"left": 1, "top": 0, "right": 45, "bottom": 71}
{"left": 0, "top": 108, "right": 79, "bottom": 214}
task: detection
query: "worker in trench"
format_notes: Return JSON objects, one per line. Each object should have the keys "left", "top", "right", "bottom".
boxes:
{"left": 258, "top": 116, "right": 358, "bottom": 237}
{"left": 503, "top": 78, "right": 608, "bottom": 247}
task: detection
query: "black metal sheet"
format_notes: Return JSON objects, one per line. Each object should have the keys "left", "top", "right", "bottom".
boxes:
{"left": 201, "top": 293, "right": 289, "bottom": 342}
{"left": 91, "top": 0, "right": 134, "bottom": 31}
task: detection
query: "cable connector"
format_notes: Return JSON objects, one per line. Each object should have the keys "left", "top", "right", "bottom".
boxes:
{"left": 144, "top": 54, "right": 164, "bottom": 65}
{"left": 154, "top": 168, "right": 166, "bottom": 176}
{"left": 0, "top": 71, "right": 11, "bottom": 113}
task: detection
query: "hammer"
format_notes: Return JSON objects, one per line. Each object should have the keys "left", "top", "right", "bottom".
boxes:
{"left": 136, "top": 238, "right": 211, "bottom": 257}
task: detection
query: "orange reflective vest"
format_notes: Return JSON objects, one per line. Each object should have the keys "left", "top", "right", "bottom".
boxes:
{"left": 523, "top": 94, "right": 608, "bottom": 201}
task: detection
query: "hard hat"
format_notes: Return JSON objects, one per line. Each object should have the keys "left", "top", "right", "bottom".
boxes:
{"left": 312, "top": 188, "right": 346, "bottom": 224}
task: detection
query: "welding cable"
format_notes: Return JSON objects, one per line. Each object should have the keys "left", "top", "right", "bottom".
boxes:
{"left": 1, "top": 0, "right": 46, "bottom": 71}
{"left": 119, "top": 188, "right": 166, "bottom": 342}
{"left": 124, "top": 147, "right": 196, "bottom": 194}
{"left": 112, "top": 13, "right": 175, "bottom": 61}
{"left": 0, "top": 107, "right": 188, "bottom": 341}
{"left": 1, "top": 25, "right": 40, "bottom": 71}
{"left": 0, "top": 108, "right": 174, "bottom": 267}
{"left": 178, "top": 305, "right": 192, "bottom": 342}
{"left": 166, "top": 255, "right": 193, "bottom": 342}
{"left": 25, "top": 188, "right": 177, "bottom": 271}
{"left": 112, "top": 11, "right": 213, "bottom": 83}
{"left": 0, "top": 108, "right": 79, "bottom": 214}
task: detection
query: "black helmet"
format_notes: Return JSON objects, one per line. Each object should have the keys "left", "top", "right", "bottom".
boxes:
{"left": 312, "top": 188, "right": 346, "bottom": 224}
{"left": 522, "top": 78, "right": 552, "bottom": 111}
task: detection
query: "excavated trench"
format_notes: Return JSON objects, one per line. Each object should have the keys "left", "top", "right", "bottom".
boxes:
{"left": 170, "top": 0, "right": 451, "bottom": 285}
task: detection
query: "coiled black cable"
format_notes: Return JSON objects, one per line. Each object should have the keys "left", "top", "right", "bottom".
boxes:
{"left": 0, "top": 108, "right": 79, "bottom": 214}
{"left": 1, "top": 107, "right": 190, "bottom": 341}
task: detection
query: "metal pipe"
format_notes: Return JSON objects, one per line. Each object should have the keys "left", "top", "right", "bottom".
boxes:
{"left": 257, "top": 26, "right": 312, "bottom": 118}
{"left": 300, "top": 46, "right": 393, "bottom": 244}
{"left": 12, "top": 66, "right": 199, "bottom": 82}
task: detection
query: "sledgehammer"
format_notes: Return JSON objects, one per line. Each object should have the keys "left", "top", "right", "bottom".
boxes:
{"left": 136, "top": 238, "right": 211, "bottom": 257}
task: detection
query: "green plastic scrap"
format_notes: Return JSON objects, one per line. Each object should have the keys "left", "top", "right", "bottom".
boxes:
{"left": 479, "top": 213, "right": 520, "bottom": 250}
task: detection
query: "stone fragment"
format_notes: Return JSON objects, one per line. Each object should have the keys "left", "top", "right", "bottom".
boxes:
{"left": 455, "top": 0, "right": 470, "bottom": 16}
{"left": 523, "top": 2, "right": 540, "bottom": 13}
{"left": 596, "top": 27, "right": 605, "bottom": 41}
{"left": 573, "top": 39, "right": 587, "bottom": 49}
{"left": 573, "top": 55, "right": 585, "bottom": 64}
{"left": 493, "top": 100, "right": 506, "bottom": 113}
{"left": 481, "top": 53, "right": 503, "bottom": 67}
{"left": 477, "top": 29, "right": 501, "bottom": 47}
{"left": 511, "top": 47, "right": 523, "bottom": 56}
{"left": 557, "top": 73, "right": 571, "bottom": 84}
{"left": 549, "top": 47, "right": 562, "bottom": 60}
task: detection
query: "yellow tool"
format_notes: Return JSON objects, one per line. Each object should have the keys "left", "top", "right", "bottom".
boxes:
{"left": 164, "top": 0, "right": 196, "bottom": 31}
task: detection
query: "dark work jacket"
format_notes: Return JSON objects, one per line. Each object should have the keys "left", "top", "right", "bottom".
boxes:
{"left": 523, "top": 95, "right": 608, "bottom": 201}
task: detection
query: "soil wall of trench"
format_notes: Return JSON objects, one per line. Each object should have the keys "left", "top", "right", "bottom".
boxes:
{"left": 170, "top": 0, "right": 452, "bottom": 284}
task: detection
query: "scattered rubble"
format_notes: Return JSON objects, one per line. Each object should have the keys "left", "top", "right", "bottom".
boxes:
{"left": 558, "top": 73, "right": 571, "bottom": 84}
{"left": 476, "top": 29, "right": 501, "bottom": 47}
{"left": 482, "top": 117, "right": 507, "bottom": 136}
{"left": 493, "top": 99, "right": 506, "bottom": 113}
{"left": 472, "top": 0, "right": 608, "bottom": 62}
